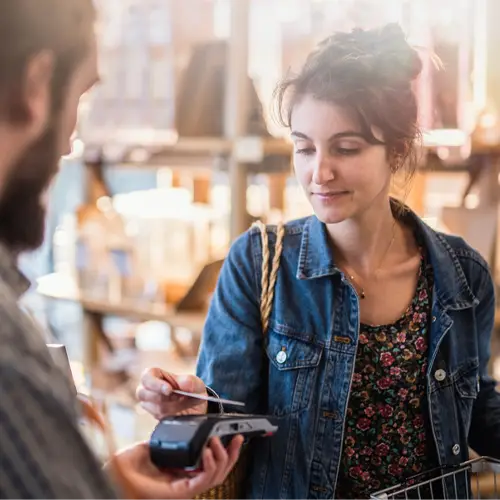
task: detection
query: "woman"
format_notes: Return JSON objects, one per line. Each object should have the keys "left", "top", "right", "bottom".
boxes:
{"left": 137, "top": 24, "right": 500, "bottom": 499}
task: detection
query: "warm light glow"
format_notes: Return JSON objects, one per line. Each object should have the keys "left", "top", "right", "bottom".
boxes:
{"left": 111, "top": 128, "right": 178, "bottom": 146}
{"left": 274, "top": 0, "right": 302, "bottom": 23}
{"left": 62, "top": 138, "right": 85, "bottom": 160}
{"left": 423, "top": 129, "right": 468, "bottom": 147}
{"left": 494, "top": 357, "right": 500, "bottom": 382}
{"left": 479, "top": 113, "right": 497, "bottom": 129}
{"left": 464, "top": 193, "right": 480, "bottom": 209}
{"left": 422, "top": 217, "right": 439, "bottom": 229}
{"left": 112, "top": 188, "right": 200, "bottom": 219}
{"left": 213, "top": 0, "right": 230, "bottom": 38}
{"left": 437, "top": 147, "right": 450, "bottom": 160}
{"left": 473, "top": 0, "right": 487, "bottom": 114}
{"left": 69, "top": 360, "right": 87, "bottom": 391}
{"left": 157, "top": 168, "right": 174, "bottom": 188}
{"left": 96, "top": 196, "right": 113, "bottom": 212}
{"left": 129, "top": 148, "right": 150, "bottom": 163}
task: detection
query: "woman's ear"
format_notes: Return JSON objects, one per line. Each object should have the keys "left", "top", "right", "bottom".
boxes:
{"left": 389, "top": 143, "right": 410, "bottom": 173}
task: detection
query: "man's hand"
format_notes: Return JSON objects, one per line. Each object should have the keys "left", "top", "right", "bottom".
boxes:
{"left": 107, "top": 437, "right": 244, "bottom": 499}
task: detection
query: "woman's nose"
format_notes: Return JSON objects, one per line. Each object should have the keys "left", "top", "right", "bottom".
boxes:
{"left": 312, "top": 154, "right": 336, "bottom": 185}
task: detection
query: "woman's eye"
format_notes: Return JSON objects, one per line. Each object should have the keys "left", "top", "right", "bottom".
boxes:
{"left": 336, "top": 147, "right": 361, "bottom": 156}
{"left": 295, "top": 147, "right": 315, "bottom": 156}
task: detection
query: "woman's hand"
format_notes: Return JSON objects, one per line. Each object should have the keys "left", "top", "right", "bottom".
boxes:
{"left": 136, "top": 368, "right": 208, "bottom": 418}
{"left": 107, "top": 437, "right": 244, "bottom": 499}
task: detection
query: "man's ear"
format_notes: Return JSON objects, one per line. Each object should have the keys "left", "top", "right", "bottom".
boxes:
{"left": 22, "top": 50, "right": 54, "bottom": 139}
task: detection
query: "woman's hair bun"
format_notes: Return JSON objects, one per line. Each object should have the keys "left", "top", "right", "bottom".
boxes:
{"left": 320, "top": 23, "right": 423, "bottom": 85}
{"left": 377, "top": 23, "right": 423, "bottom": 81}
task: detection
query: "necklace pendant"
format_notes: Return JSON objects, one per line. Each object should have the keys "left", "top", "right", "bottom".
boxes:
{"left": 360, "top": 290, "right": 366, "bottom": 299}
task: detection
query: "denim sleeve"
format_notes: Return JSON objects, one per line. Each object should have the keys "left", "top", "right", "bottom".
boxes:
{"left": 196, "top": 230, "right": 267, "bottom": 414}
{"left": 468, "top": 267, "right": 500, "bottom": 457}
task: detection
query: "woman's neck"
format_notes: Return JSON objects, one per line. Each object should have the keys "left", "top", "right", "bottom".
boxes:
{"left": 327, "top": 199, "right": 400, "bottom": 277}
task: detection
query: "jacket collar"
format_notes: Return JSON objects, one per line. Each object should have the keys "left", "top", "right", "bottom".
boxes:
{"left": 297, "top": 216, "right": 337, "bottom": 281}
{"left": 296, "top": 206, "right": 478, "bottom": 311}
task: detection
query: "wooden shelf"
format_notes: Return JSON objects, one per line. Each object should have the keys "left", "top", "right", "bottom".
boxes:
{"left": 37, "top": 273, "right": 206, "bottom": 333}
{"left": 86, "top": 136, "right": 293, "bottom": 169}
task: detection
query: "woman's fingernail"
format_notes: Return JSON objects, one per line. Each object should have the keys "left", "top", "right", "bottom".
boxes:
{"left": 162, "top": 384, "right": 170, "bottom": 395}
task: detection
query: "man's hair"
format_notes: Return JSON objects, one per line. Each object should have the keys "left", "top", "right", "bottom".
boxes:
{"left": 0, "top": 0, "right": 96, "bottom": 122}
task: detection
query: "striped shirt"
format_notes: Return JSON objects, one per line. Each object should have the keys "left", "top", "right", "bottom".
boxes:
{"left": 0, "top": 245, "right": 116, "bottom": 498}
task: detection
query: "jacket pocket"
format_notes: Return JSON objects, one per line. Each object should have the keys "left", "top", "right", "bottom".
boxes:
{"left": 454, "top": 363, "right": 479, "bottom": 436}
{"left": 266, "top": 329, "right": 323, "bottom": 416}
{"left": 431, "top": 359, "right": 479, "bottom": 437}
{"left": 454, "top": 368, "right": 479, "bottom": 399}
{"left": 430, "top": 359, "right": 479, "bottom": 397}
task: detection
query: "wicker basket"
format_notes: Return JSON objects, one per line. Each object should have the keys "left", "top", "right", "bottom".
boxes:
{"left": 195, "top": 449, "right": 248, "bottom": 499}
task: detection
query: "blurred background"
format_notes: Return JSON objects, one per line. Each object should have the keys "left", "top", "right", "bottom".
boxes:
{"left": 20, "top": 0, "right": 500, "bottom": 451}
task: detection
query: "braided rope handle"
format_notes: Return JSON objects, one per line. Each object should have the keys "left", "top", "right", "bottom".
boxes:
{"left": 195, "top": 222, "right": 285, "bottom": 500}
{"left": 252, "top": 221, "right": 285, "bottom": 334}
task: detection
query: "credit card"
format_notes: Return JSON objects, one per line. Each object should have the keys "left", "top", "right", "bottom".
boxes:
{"left": 172, "top": 389, "right": 245, "bottom": 407}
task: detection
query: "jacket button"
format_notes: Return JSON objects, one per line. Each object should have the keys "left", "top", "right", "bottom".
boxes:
{"left": 434, "top": 369, "right": 447, "bottom": 382}
{"left": 276, "top": 350, "right": 287, "bottom": 364}
{"left": 452, "top": 444, "right": 461, "bottom": 456}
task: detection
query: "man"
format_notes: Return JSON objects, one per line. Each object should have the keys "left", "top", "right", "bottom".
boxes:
{"left": 0, "top": 1, "right": 242, "bottom": 498}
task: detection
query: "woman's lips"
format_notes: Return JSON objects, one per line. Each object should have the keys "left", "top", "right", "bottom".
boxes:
{"left": 313, "top": 191, "right": 350, "bottom": 201}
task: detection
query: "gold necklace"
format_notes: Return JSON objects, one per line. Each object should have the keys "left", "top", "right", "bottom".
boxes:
{"left": 345, "top": 272, "right": 367, "bottom": 299}
{"left": 339, "top": 230, "right": 396, "bottom": 300}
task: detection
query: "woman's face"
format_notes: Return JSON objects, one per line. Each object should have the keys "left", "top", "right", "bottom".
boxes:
{"left": 291, "top": 95, "right": 393, "bottom": 224}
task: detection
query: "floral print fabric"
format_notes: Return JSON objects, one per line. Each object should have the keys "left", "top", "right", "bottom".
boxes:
{"left": 336, "top": 255, "right": 434, "bottom": 499}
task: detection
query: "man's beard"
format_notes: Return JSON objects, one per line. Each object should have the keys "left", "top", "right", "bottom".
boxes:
{"left": 0, "top": 121, "right": 60, "bottom": 253}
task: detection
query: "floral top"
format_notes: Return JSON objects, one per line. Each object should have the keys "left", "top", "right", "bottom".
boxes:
{"left": 336, "top": 253, "right": 436, "bottom": 499}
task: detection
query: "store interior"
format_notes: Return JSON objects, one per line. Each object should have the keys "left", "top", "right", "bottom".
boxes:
{"left": 19, "top": 0, "right": 500, "bottom": 475}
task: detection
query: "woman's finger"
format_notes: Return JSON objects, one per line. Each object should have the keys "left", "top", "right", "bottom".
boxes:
{"left": 176, "top": 374, "right": 207, "bottom": 395}
{"left": 210, "top": 438, "right": 227, "bottom": 483}
{"left": 140, "top": 369, "right": 173, "bottom": 395}
{"left": 136, "top": 386, "right": 165, "bottom": 405}
{"left": 139, "top": 402, "right": 165, "bottom": 420}
{"left": 213, "top": 435, "right": 244, "bottom": 483}
{"left": 186, "top": 447, "right": 217, "bottom": 493}
{"left": 203, "top": 447, "right": 217, "bottom": 477}
{"left": 224, "top": 435, "right": 244, "bottom": 477}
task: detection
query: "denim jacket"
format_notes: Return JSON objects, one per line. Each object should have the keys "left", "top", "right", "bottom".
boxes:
{"left": 197, "top": 209, "right": 500, "bottom": 499}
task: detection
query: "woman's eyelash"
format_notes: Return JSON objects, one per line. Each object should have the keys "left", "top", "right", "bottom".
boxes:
{"left": 337, "top": 148, "right": 361, "bottom": 156}
{"left": 295, "top": 148, "right": 315, "bottom": 155}
{"left": 295, "top": 147, "right": 361, "bottom": 156}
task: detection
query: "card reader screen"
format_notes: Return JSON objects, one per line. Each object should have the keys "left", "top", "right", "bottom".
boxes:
{"left": 160, "top": 422, "right": 198, "bottom": 442}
